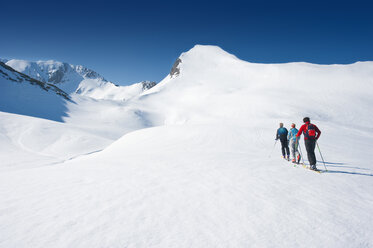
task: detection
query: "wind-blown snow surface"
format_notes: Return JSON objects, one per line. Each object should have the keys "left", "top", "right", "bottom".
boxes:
{"left": 1, "top": 45, "right": 373, "bottom": 247}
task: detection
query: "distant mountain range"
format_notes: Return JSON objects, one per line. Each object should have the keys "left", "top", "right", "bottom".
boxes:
{"left": 3, "top": 59, "right": 157, "bottom": 101}
{"left": 0, "top": 58, "right": 158, "bottom": 120}
{"left": 0, "top": 61, "right": 70, "bottom": 121}
{"left": 0, "top": 62, "right": 70, "bottom": 100}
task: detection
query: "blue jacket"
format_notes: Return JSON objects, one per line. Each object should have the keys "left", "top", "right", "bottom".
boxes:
{"left": 276, "top": 127, "right": 288, "bottom": 140}
{"left": 288, "top": 128, "right": 299, "bottom": 142}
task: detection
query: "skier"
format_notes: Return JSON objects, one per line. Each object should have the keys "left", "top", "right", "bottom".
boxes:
{"left": 288, "top": 123, "right": 301, "bottom": 163}
{"left": 276, "top": 123, "right": 290, "bottom": 160}
{"left": 296, "top": 117, "right": 321, "bottom": 170}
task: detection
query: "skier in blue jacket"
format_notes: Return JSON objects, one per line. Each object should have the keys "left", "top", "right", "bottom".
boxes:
{"left": 288, "top": 123, "right": 301, "bottom": 163}
{"left": 276, "top": 123, "right": 290, "bottom": 160}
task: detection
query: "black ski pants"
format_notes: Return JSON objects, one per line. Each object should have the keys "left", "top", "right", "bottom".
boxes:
{"left": 305, "top": 139, "right": 317, "bottom": 166}
{"left": 280, "top": 138, "right": 290, "bottom": 157}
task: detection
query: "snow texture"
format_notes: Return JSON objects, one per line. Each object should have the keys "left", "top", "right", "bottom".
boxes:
{"left": 0, "top": 45, "right": 373, "bottom": 248}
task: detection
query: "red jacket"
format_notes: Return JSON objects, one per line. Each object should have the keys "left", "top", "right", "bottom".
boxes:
{"left": 296, "top": 122, "right": 321, "bottom": 140}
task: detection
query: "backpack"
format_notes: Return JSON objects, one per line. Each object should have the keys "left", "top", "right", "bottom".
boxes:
{"left": 304, "top": 124, "right": 316, "bottom": 139}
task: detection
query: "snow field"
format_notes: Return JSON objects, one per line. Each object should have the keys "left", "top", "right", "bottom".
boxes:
{"left": 1, "top": 124, "right": 372, "bottom": 247}
{"left": 1, "top": 45, "right": 373, "bottom": 247}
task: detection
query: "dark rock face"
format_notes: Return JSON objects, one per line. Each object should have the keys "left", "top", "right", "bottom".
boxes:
{"left": 49, "top": 63, "right": 70, "bottom": 84}
{"left": 170, "top": 58, "right": 182, "bottom": 77}
{"left": 85, "top": 70, "right": 100, "bottom": 79}
{"left": 75, "top": 65, "right": 106, "bottom": 81}
{"left": 141, "top": 81, "right": 157, "bottom": 90}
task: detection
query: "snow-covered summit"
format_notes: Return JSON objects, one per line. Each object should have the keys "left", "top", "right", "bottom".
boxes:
{"left": 139, "top": 44, "right": 373, "bottom": 128}
{"left": 169, "top": 45, "right": 240, "bottom": 78}
{"left": 182, "top": 44, "right": 239, "bottom": 61}
{"left": 5, "top": 59, "right": 108, "bottom": 94}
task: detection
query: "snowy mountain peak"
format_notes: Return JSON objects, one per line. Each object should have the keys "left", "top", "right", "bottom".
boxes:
{"left": 183, "top": 45, "right": 239, "bottom": 62}
{"left": 5, "top": 59, "right": 108, "bottom": 94}
{"left": 169, "top": 45, "right": 240, "bottom": 78}
{"left": 4, "top": 58, "right": 157, "bottom": 102}
{"left": 74, "top": 64, "right": 106, "bottom": 81}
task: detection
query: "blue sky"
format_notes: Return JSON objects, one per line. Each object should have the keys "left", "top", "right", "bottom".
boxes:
{"left": 1, "top": 0, "right": 373, "bottom": 85}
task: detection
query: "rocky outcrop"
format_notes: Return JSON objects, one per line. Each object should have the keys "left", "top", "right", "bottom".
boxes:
{"left": 74, "top": 65, "right": 106, "bottom": 81}
{"left": 170, "top": 58, "right": 182, "bottom": 77}
{"left": 141, "top": 81, "right": 157, "bottom": 90}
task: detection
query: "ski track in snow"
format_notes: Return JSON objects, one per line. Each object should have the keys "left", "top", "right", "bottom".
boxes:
{"left": 1, "top": 45, "right": 373, "bottom": 247}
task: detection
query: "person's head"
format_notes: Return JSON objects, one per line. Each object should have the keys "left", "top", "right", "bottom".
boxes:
{"left": 291, "top": 123, "right": 296, "bottom": 128}
{"left": 279, "top": 123, "right": 284, "bottom": 128}
{"left": 303, "top": 117, "right": 310, "bottom": 123}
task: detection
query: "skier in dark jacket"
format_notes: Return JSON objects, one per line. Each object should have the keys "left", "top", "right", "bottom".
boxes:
{"left": 276, "top": 123, "right": 290, "bottom": 160}
{"left": 296, "top": 117, "right": 321, "bottom": 170}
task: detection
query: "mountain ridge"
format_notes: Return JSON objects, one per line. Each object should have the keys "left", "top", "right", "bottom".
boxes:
{"left": 3, "top": 59, "right": 157, "bottom": 102}
{"left": 5, "top": 59, "right": 111, "bottom": 94}
{"left": 0, "top": 62, "right": 70, "bottom": 100}
{"left": 0, "top": 61, "right": 70, "bottom": 121}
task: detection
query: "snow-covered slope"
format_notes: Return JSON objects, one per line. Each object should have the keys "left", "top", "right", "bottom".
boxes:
{"left": 5, "top": 59, "right": 157, "bottom": 101}
{"left": 0, "top": 45, "right": 372, "bottom": 248}
{"left": 0, "top": 111, "right": 112, "bottom": 169}
{"left": 139, "top": 45, "right": 373, "bottom": 127}
{"left": 0, "top": 62, "right": 70, "bottom": 121}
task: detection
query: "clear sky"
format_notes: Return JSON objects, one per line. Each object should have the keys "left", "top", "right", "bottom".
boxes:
{"left": 1, "top": 0, "right": 373, "bottom": 85}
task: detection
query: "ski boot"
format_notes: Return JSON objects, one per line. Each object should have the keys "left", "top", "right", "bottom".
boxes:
{"left": 297, "top": 154, "right": 301, "bottom": 164}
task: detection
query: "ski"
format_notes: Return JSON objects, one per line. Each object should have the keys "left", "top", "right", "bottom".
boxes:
{"left": 299, "top": 163, "right": 322, "bottom": 173}
{"left": 289, "top": 162, "right": 322, "bottom": 173}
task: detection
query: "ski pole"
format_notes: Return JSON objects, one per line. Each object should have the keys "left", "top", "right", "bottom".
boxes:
{"left": 316, "top": 141, "right": 327, "bottom": 171}
{"left": 268, "top": 140, "right": 278, "bottom": 158}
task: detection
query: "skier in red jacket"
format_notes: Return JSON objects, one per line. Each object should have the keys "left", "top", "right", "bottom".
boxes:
{"left": 296, "top": 117, "right": 321, "bottom": 170}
